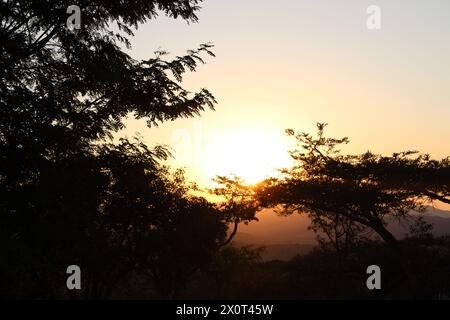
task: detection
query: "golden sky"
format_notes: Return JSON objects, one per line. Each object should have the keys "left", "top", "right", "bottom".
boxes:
{"left": 116, "top": 0, "right": 450, "bottom": 188}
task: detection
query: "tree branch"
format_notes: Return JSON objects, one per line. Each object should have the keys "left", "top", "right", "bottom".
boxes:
{"left": 219, "top": 220, "right": 239, "bottom": 248}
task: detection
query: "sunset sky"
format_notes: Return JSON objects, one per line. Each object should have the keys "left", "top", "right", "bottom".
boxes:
{"left": 117, "top": 0, "right": 450, "bottom": 188}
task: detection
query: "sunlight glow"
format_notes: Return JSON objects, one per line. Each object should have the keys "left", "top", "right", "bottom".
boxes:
{"left": 202, "top": 128, "right": 293, "bottom": 185}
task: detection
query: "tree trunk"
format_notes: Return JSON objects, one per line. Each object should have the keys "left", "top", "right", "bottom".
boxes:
{"left": 370, "top": 220, "right": 419, "bottom": 298}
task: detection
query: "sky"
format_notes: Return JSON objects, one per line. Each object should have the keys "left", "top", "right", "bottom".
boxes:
{"left": 117, "top": 0, "right": 450, "bottom": 189}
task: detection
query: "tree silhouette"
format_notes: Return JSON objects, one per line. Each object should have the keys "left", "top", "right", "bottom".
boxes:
{"left": 255, "top": 123, "right": 450, "bottom": 295}
{"left": 211, "top": 175, "right": 260, "bottom": 247}
{"left": 257, "top": 124, "right": 419, "bottom": 253}
{"left": 0, "top": 0, "right": 227, "bottom": 299}
{"left": 343, "top": 151, "right": 450, "bottom": 205}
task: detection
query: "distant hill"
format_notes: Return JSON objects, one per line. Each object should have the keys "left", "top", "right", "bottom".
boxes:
{"left": 232, "top": 207, "right": 450, "bottom": 261}
{"left": 386, "top": 215, "right": 450, "bottom": 239}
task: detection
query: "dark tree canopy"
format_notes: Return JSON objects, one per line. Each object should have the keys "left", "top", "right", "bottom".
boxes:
{"left": 252, "top": 123, "right": 450, "bottom": 296}
{"left": 1, "top": 0, "right": 215, "bottom": 146}
{"left": 256, "top": 124, "right": 450, "bottom": 254}
{"left": 0, "top": 0, "right": 216, "bottom": 198}
{"left": 0, "top": 0, "right": 228, "bottom": 299}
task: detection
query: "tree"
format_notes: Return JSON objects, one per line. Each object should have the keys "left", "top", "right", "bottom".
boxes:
{"left": 255, "top": 123, "right": 450, "bottom": 294}
{"left": 0, "top": 0, "right": 224, "bottom": 299}
{"left": 342, "top": 151, "right": 450, "bottom": 205}
{"left": 116, "top": 163, "right": 229, "bottom": 300}
{"left": 211, "top": 175, "right": 261, "bottom": 247}
{"left": 256, "top": 124, "right": 420, "bottom": 254}
{"left": 1, "top": 0, "right": 215, "bottom": 170}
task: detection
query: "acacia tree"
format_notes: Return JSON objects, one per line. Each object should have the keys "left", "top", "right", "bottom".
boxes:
{"left": 344, "top": 151, "right": 450, "bottom": 206}
{"left": 255, "top": 124, "right": 450, "bottom": 296}
{"left": 255, "top": 124, "right": 426, "bottom": 256}
{"left": 0, "top": 0, "right": 227, "bottom": 299}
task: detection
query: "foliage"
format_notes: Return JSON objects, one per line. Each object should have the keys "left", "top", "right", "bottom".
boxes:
{"left": 0, "top": 0, "right": 226, "bottom": 299}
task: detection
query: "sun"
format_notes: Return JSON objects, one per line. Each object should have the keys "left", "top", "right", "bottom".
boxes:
{"left": 202, "top": 127, "right": 293, "bottom": 185}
